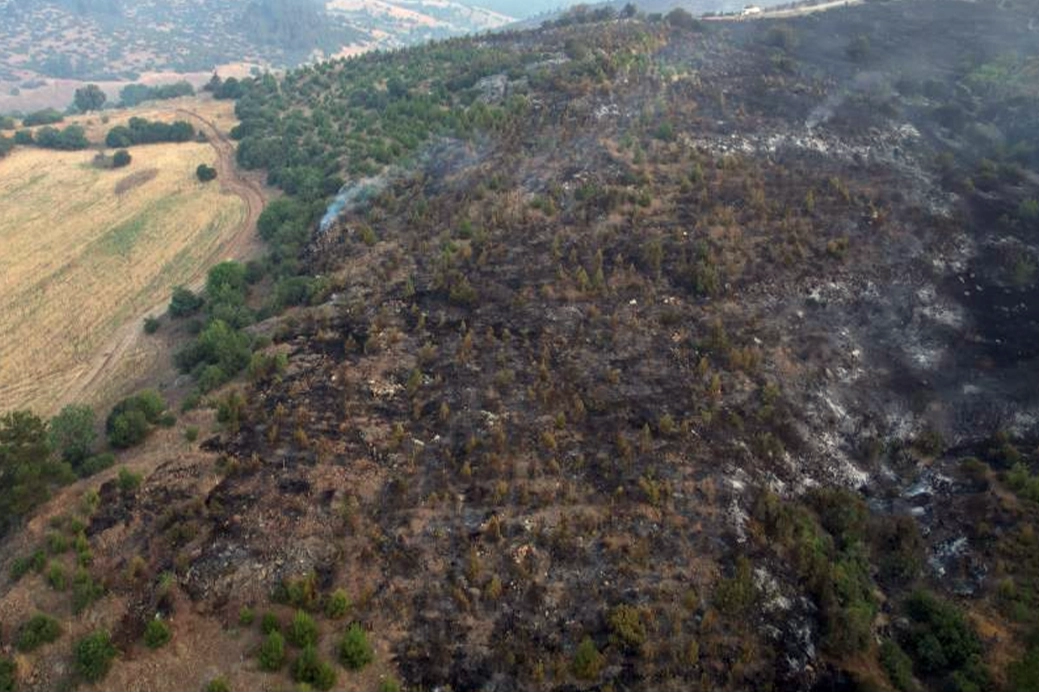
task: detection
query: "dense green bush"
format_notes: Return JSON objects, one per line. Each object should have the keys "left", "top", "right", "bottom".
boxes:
{"left": 288, "top": 610, "right": 318, "bottom": 647}
{"left": 325, "top": 589, "right": 351, "bottom": 619}
{"left": 47, "top": 561, "right": 66, "bottom": 590}
{"left": 204, "top": 262, "right": 252, "bottom": 325}
{"left": 118, "top": 467, "right": 142, "bottom": 492}
{"left": 338, "top": 623, "right": 374, "bottom": 670}
{"left": 293, "top": 645, "right": 337, "bottom": 690}
{"left": 0, "top": 656, "right": 15, "bottom": 691}
{"left": 197, "top": 163, "right": 218, "bottom": 182}
{"left": 572, "top": 636, "right": 604, "bottom": 680}
{"left": 261, "top": 612, "right": 281, "bottom": 634}
{"left": 144, "top": 618, "right": 172, "bottom": 648}
{"left": 78, "top": 453, "right": 115, "bottom": 477}
{"left": 900, "top": 591, "right": 987, "bottom": 688}
{"left": 74, "top": 630, "right": 117, "bottom": 682}
{"left": 1007, "top": 462, "right": 1039, "bottom": 504}
{"left": 175, "top": 319, "right": 252, "bottom": 385}
{"left": 171, "top": 259, "right": 258, "bottom": 391}
{"left": 9, "top": 549, "right": 47, "bottom": 581}
{"left": 48, "top": 404, "right": 96, "bottom": 467}
{"left": 108, "top": 409, "right": 149, "bottom": 448}
{"left": 106, "top": 390, "right": 166, "bottom": 448}
{"left": 880, "top": 639, "right": 914, "bottom": 690}
{"left": 273, "top": 276, "right": 314, "bottom": 308}
{"left": 46, "top": 531, "right": 69, "bottom": 554}
{"left": 902, "top": 591, "right": 979, "bottom": 671}
{"left": 112, "top": 149, "right": 132, "bottom": 167}
{"left": 72, "top": 568, "right": 104, "bottom": 613}
{"left": 258, "top": 631, "right": 286, "bottom": 671}
{"left": 873, "top": 514, "right": 924, "bottom": 584}
{"left": 665, "top": 7, "right": 701, "bottom": 29}
{"left": 753, "top": 489, "right": 882, "bottom": 657}
{"left": 15, "top": 613, "right": 62, "bottom": 652}
{"left": 169, "top": 286, "right": 204, "bottom": 317}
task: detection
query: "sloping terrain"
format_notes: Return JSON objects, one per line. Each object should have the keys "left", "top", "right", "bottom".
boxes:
{"left": 2, "top": 1, "right": 1039, "bottom": 691}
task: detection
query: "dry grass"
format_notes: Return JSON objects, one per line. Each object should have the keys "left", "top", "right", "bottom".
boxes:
{"left": 0, "top": 131, "right": 245, "bottom": 415}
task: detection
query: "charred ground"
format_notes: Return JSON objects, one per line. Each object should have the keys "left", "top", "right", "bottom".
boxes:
{"left": 3, "top": 0, "right": 1039, "bottom": 690}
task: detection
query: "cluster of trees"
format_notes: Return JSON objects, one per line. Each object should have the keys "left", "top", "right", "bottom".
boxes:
{"left": 21, "top": 108, "right": 64, "bottom": 126}
{"left": 106, "top": 117, "right": 195, "bottom": 147}
{"left": 0, "top": 391, "right": 172, "bottom": 538}
{"left": 31, "top": 125, "right": 89, "bottom": 150}
{"left": 118, "top": 81, "right": 194, "bottom": 107}
{"left": 228, "top": 36, "right": 542, "bottom": 261}
{"left": 171, "top": 262, "right": 259, "bottom": 393}
{"left": 204, "top": 75, "right": 246, "bottom": 100}
{"left": 0, "top": 411, "right": 74, "bottom": 538}
{"left": 174, "top": 15, "right": 650, "bottom": 397}
{"left": 247, "top": 582, "right": 375, "bottom": 690}
{"left": 750, "top": 467, "right": 1018, "bottom": 690}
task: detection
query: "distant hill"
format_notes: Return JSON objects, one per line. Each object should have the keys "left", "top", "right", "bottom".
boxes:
{"left": 0, "top": 0, "right": 515, "bottom": 110}
{"left": 502, "top": 0, "right": 794, "bottom": 30}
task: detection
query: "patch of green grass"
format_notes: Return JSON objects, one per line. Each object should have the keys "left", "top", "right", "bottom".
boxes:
{"left": 97, "top": 216, "right": 147, "bottom": 258}
{"left": 93, "top": 194, "right": 183, "bottom": 259}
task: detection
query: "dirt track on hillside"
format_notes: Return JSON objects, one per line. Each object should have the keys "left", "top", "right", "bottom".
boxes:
{"left": 58, "top": 109, "right": 268, "bottom": 412}
{"left": 176, "top": 108, "right": 268, "bottom": 258}
{"left": 704, "top": 0, "right": 864, "bottom": 21}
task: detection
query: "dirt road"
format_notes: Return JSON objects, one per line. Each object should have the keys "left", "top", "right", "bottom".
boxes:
{"left": 176, "top": 108, "right": 268, "bottom": 258}
{"left": 703, "top": 0, "right": 863, "bottom": 21}
{"left": 58, "top": 108, "right": 269, "bottom": 412}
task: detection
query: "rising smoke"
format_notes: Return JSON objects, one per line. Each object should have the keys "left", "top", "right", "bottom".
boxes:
{"left": 319, "top": 175, "right": 389, "bottom": 233}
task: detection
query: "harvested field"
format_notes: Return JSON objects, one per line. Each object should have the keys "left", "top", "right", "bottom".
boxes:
{"left": 0, "top": 135, "right": 246, "bottom": 414}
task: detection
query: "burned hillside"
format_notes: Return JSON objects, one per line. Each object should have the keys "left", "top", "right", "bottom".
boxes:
{"left": 3, "top": 0, "right": 1039, "bottom": 690}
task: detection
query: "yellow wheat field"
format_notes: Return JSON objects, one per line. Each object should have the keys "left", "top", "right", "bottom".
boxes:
{"left": 0, "top": 140, "right": 246, "bottom": 415}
